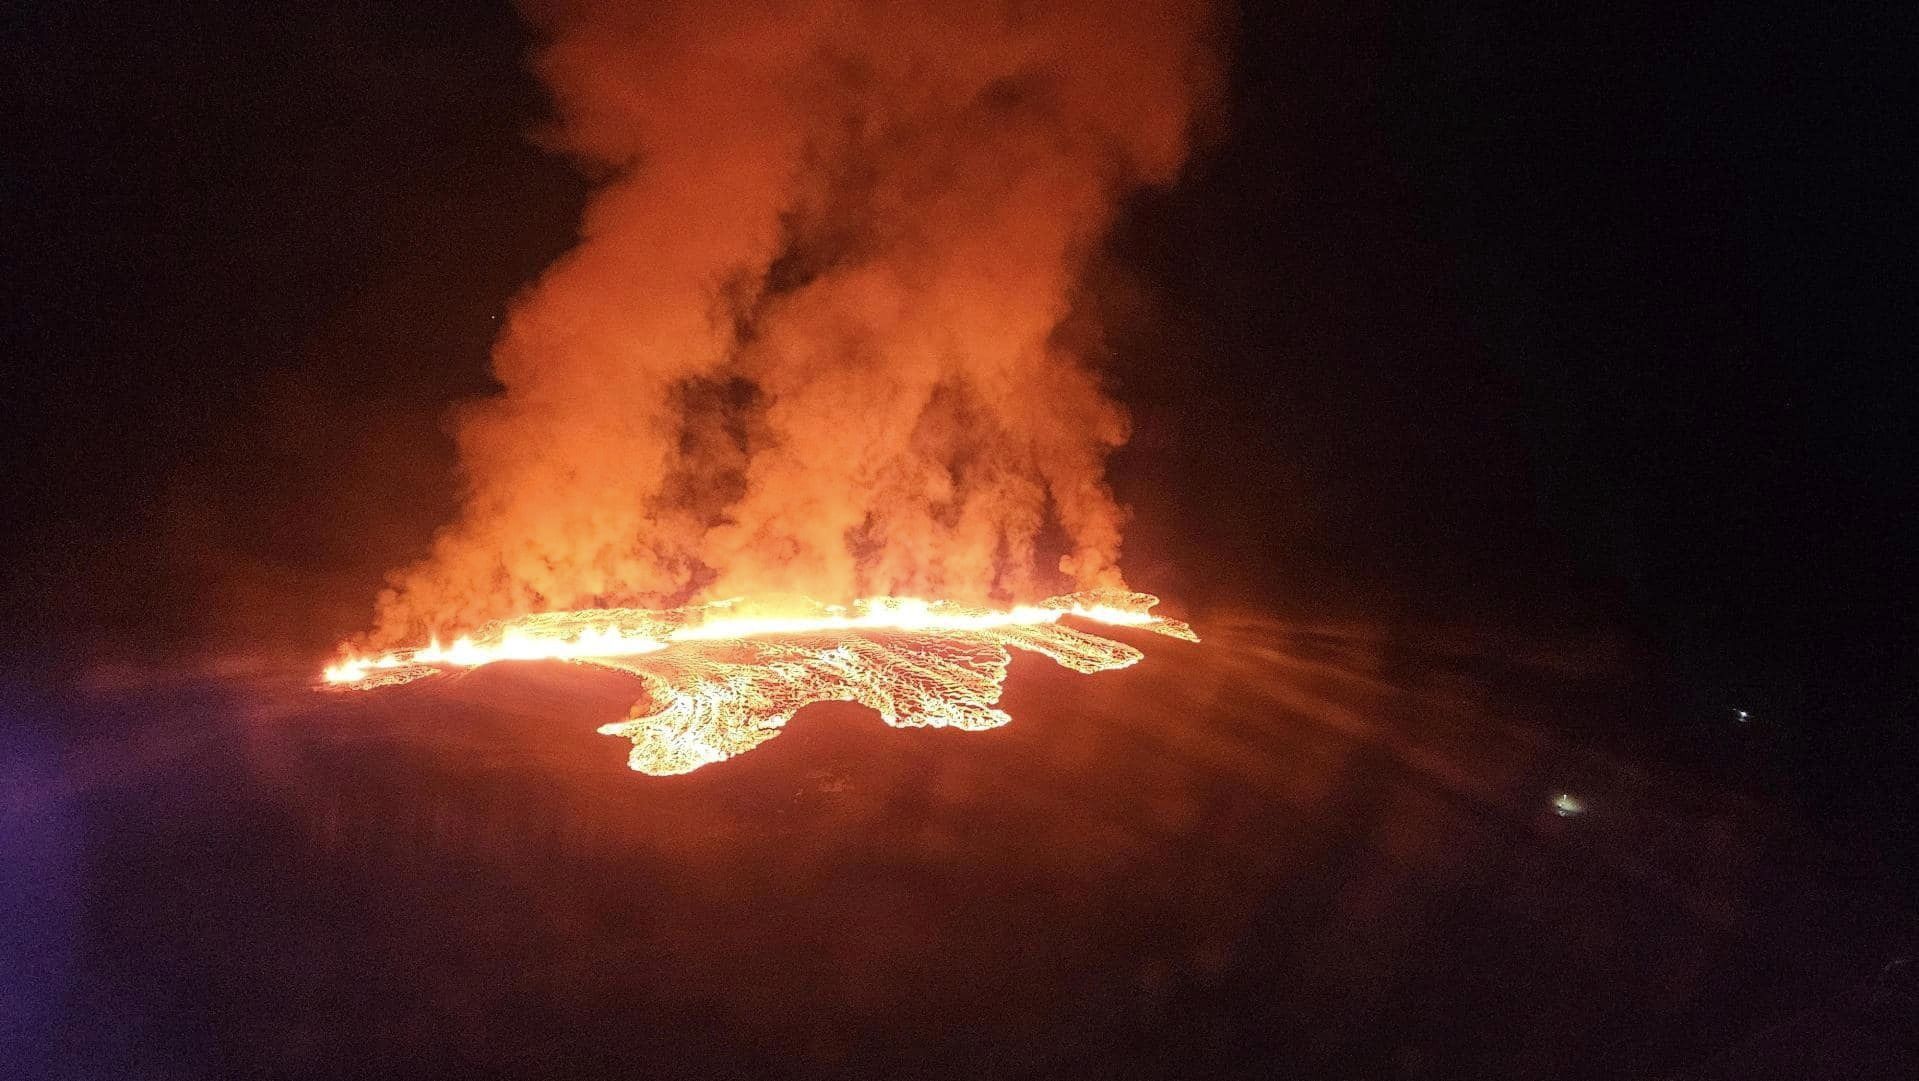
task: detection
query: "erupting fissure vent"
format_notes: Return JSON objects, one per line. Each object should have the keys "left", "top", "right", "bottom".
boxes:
{"left": 323, "top": 590, "right": 1195, "bottom": 774}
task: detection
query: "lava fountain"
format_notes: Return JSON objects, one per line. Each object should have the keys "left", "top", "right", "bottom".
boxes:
{"left": 323, "top": 590, "right": 1194, "bottom": 775}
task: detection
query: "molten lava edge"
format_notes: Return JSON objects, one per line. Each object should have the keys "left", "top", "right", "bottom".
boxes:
{"left": 321, "top": 590, "right": 1196, "bottom": 775}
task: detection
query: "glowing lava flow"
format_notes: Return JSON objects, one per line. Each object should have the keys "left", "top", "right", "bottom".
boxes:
{"left": 321, "top": 590, "right": 1196, "bottom": 775}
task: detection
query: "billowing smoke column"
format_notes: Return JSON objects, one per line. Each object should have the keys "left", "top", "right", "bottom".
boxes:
{"left": 373, "top": 0, "right": 1220, "bottom": 644}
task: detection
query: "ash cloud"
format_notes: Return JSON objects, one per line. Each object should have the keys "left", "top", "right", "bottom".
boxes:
{"left": 373, "top": 0, "right": 1221, "bottom": 642}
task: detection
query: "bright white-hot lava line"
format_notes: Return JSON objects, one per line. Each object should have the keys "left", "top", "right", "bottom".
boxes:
{"left": 322, "top": 591, "right": 1195, "bottom": 775}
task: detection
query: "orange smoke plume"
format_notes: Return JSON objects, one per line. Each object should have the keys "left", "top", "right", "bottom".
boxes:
{"left": 371, "top": 0, "right": 1221, "bottom": 644}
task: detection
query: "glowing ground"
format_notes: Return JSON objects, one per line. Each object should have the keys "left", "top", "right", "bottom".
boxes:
{"left": 323, "top": 590, "right": 1196, "bottom": 774}
{"left": 16, "top": 614, "right": 1903, "bottom": 1080}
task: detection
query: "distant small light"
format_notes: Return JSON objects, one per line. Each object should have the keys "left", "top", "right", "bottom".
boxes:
{"left": 1734, "top": 709, "right": 1750, "bottom": 723}
{"left": 1551, "top": 792, "right": 1585, "bottom": 817}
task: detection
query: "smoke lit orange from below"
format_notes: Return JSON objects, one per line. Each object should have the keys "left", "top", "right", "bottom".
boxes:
{"left": 353, "top": 0, "right": 1220, "bottom": 641}
{"left": 324, "top": 1, "right": 1219, "bottom": 771}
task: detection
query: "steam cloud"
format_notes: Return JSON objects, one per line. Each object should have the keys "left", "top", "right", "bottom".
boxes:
{"left": 373, "top": 0, "right": 1221, "bottom": 643}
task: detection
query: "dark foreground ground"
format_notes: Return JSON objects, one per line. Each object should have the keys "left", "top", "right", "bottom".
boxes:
{"left": 4, "top": 614, "right": 1914, "bottom": 1080}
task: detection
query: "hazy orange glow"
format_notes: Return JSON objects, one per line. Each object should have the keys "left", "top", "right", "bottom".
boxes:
{"left": 322, "top": 2, "right": 1218, "bottom": 774}
{"left": 324, "top": 590, "right": 1194, "bottom": 774}
{"left": 354, "top": 1, "right": 1221, "bottom": 645}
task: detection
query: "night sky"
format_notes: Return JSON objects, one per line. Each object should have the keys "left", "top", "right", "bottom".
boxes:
{"left": 5, "top": 2, "right": 1913, "bottom": 862}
